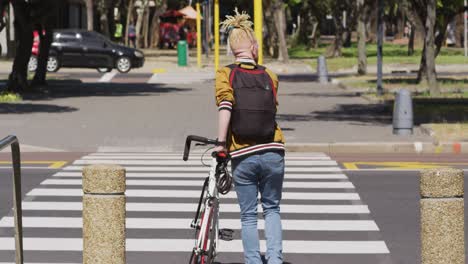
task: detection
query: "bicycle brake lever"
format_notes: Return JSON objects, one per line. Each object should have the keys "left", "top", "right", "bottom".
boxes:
{"left": 195, "top": 143, "right": 207, "bottom": 146}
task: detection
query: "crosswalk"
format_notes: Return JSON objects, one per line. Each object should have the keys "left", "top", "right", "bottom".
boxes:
{"left": 0, "top": 151, "right": 391, "bottom": 263}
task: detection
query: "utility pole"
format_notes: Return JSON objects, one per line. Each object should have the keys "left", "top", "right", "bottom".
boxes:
{"left": 196, "top": 2, "right": 202, "bottom": 67}
{"left": 254, "top": 0, "right": 263, "bottom": 65}
{"left": 377, "top": 0, "right": 384, "bottom": 95}
{"left": 214, "top": 0, "right": 219, "bottom": 70}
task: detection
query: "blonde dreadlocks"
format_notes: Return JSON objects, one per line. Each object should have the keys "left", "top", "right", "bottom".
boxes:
{"left": 221, "top": 8, "right": 257, "bottom": 56}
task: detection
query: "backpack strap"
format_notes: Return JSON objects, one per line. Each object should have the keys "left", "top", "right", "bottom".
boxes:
{"left": 227, "top": 64, "right": 239, "bottom": 88}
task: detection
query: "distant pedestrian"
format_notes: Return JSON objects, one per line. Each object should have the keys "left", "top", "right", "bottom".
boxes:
{"left": 128, "top": 23, "right": 136, "bottom": 48}
{"left": 114, "top": 22, "right": 123, "bottom": 43}
{"left": 214, "top": 9, "right": 285, "bottom": 264}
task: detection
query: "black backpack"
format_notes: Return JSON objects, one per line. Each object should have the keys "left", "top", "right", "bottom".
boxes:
{"left": 227, "top": 63, "right": 277, "bottom": 142}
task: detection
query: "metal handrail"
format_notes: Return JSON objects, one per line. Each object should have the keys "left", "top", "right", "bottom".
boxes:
{"left": 0, "top": 136, "right": 23, "bottom": 264}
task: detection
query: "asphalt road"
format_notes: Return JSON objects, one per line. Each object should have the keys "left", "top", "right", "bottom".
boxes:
{"left": 0, "top": 153, "right": 467, "bottom": 263}
{"left": 0, "top": 69, "right": 430, "bottom": 152}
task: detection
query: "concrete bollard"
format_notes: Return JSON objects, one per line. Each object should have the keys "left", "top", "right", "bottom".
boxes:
{"left": 317, "top": 55, "right": 329, "bottom": 84}
{"left": 83, "top": 165, "right": 126, "bottom": 264}
{"left": 420, "top": 168, "right": 465, "bottom": 264}
{"left": 393, "top": 89, "right": 414, "bottom": 135}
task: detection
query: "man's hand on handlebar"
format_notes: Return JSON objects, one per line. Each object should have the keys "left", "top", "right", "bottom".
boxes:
{"left": 213, "top": 145, "right": 227, "bottom": 153}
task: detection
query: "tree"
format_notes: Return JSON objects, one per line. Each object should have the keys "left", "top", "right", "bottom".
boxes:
{"left": 263, "top": 0, "right": 278, "bottom": 57}
{"left": 357, "top": 0, "right": 376, "bottom": 75}
{"left": 125, "top": 0, "right": 134, "bottom": 46}
{"left": 402, "top": 0, "right": 465, "bottom": 95}
{"left": 0, "top": 0, "right": 59, "bottom": 93}
{"left": 149, "top": 0, "right": 168, "bottom": 48}
{"left": 86, "top": 0, "right": 94, "bottom": 31}
{"left": 326, "top": 0, "right": 355, "bottom": 57}
{"left": 272, "top": 0, "right": 289, "bottom": 63}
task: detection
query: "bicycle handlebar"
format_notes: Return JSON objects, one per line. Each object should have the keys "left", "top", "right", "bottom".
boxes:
{"left": 183, "top": 135, "right": 218, "bottom": 161}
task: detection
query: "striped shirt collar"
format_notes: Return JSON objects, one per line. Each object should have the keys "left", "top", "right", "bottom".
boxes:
{"left": 236, "top": 58, "right": 256, "bottom": 64}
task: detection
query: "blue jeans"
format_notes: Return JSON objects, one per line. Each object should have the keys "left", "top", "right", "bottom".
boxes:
{"left": 231, "top": 151, "right": 285, "bottom": 264}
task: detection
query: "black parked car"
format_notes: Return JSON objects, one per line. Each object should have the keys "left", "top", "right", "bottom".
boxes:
{"left": 28, "top": 29, "right": 145, "bottom": 73}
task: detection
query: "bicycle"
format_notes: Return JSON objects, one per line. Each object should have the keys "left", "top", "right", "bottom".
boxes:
{"left": 183, "top": 135, "right": 234, "bottom": 264}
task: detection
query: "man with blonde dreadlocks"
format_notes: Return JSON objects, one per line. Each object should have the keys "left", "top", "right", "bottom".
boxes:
{"left": 213, "top": 9, "right": 285, "bottom": 264}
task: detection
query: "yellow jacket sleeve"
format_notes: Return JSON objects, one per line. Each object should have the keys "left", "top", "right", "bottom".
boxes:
{"left": 215, "top": 67, "right": 234, "bottom": 111}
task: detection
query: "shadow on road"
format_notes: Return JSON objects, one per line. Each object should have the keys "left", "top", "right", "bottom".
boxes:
{"left": 285, "top": 92, "right": 361, "bottom": 98}
{"left": 278, "top": 103, "right": 393, "bottom": 126}
{"left": 0, "top": 103, "right": 78, "bottom": 114}
{"left": 22, "top": 80, "right": 192, "bottom": 100}
{"left": 278, "top": 73, "right": 352, "bottom": 83}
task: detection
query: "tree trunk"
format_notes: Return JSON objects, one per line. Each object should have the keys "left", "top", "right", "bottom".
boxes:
{"left": 357, "top": 0, "right": 367, "bottom": 75}
{"left": 142, "top": 5, "right": 149, "bottom": 48}
{"left": 135, "top": 6, "right": 144, "bottom": 48}
{"left": 329, "top": 15, "right": 344, "bottom": 57}
{"left": 297, "top": 1, "right": 313, "bottom": 47}
{"left": 417, "top": 43, "right": 426, "bottom": 82}
{"left": 454, "top": 14, "right": 464, "bottom": 48}
{"left": 150, "top": 1, "right": 167, "bottom": 48}
{"left": 263, "top": 0, "right": 278, "bottom": 57}
{"left": 424, "top": 0, "right": 439, "bottom": 96}
{"left": 408, "top": 23, "right": 415, "bottom": 55}
{"left": 99, "top": 6, "right": 110, "bottom": 37}
{"left": 310, "top": 21, "right": 319, "bottom": 48}
{"left": 86, "top": 0, "right": 94, "bottom": 31}
{"left": 273, "top": 1, "right": 289, "bottom": 63}
{"left": 125, "top": 0, "right": 134, "bottom": 46}
{"left": 394, "top": 8, "right": 405, "bottom": 39}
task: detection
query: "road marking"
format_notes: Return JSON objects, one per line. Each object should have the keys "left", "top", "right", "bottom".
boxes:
{"left": 63, "top": 165, "right": 342, "bottom": 172}
{"left": 80, "top": 155, "right": 333, "bottom": 161}
{"left": 0, "top": 263, "right": 80, "bottom": 264}
{"left": 41, "top": 179, "right": 355, "bottom": 189}
{"left": 26, "top": 188, "right": 361, "bottom": 200}
{"left": 88, "top": 152, "right": 329, "bottom": 157}
{"left": 0, "top": 217, "right": 379, "bottom": 231}
{"left": 342, "top": 161, "right": 468, "bottom": 170}
{"left": 98, "top": 71, "right": 117, "bottom": 83}
{"left": 73, "top": 159, "right": 338, "bottom": 166}
{"left": 414, "top": 142, "right": 423, "bottom": 153}
{"left": 0, "top": 238, "right": 390, "bottom": 254}
{"left": 0, "top": 161, "right": 67, "bottom": 169}
{"left": 0, "top": 167, "right": 61, "bottom": 170}
{"left": 152, "top": 68, "right": 167, "bottom": 74}
{"left": 52, "top": 171, "right": 349, "bottom": 179}
{"left": 147, "top": 74, "right": 159, "bottom": 84}
{"left": 21, "top": 202, "right": 370, "bottom": 214}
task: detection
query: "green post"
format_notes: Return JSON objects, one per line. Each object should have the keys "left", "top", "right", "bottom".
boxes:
{"left": 177, "top": 40, "right": 188, "bottom": 67}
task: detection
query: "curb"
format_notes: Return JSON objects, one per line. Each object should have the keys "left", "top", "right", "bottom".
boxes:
{"left": 286, "top": 142, "right": 468, "bottom": 154}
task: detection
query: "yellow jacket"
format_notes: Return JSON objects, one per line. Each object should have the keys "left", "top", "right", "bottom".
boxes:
{"left": 215, "top": 62, "right": 285, "bottom": 158}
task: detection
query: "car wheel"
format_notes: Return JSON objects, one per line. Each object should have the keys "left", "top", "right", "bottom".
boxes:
{"left": 116, "top": 57, "right": 131, "bottom": 73}
{"left": 47, "top": 56, "right": 60, "bottom": 72}
{"left": 28, "top": 56, "right": 38, "bottom": 72}
{"left": 97, "top": 68, "right": 112, "bottom": 73}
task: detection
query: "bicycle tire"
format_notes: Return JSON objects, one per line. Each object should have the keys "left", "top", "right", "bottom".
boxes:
{"left": 205, "top": 199, "right": 219, "bottom": 264}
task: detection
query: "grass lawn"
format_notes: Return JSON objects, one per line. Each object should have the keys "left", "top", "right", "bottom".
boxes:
{"left": 428, "top": 123, "right": 468, "bottom": 141}
{"left": 0, "top": 92, "right": 22, "bottom": 103}
{"left": 338, "top": 75, "right": 468, "bottom": 96}
{"left": 289, "top": 43, "right": 468, "bottom": 71}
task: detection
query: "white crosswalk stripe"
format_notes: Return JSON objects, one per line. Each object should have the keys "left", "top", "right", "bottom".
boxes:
{"left": 0, "top": 151, "right": 390, "bottom": 263}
